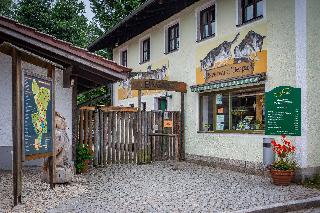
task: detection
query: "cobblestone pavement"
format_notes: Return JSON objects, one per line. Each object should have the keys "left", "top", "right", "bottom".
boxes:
{"left": 290, "top": 208, "right": 320, "bottom": 213}
{"left": 1, "top": 161, "right": 320, "bottom": 213}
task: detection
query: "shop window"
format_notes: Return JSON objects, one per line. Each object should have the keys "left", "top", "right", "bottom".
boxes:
{"left": 140, "top": 37, "right": 150, "bottom": 63}
{"left": 237, "top": 0, "right": 264, "bottom": 26}
{"left": 199, "top": 4, "right": 215, "bottom": 41}
{"left": 120, "top": 49, "right": 127, "bottom": 67}
{"left": 199, "top": 86, "right": 265, "bottom": 133}
{"left": 167, "top": 23, "right": 179, "bottom": 53}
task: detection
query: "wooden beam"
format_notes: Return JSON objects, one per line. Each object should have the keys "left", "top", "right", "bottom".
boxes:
{"left": 73, "top": 69, "right": 113, "bottom": 86}
{"left": 12, "top": 47, "right": 22, "bottom": 206}
{"left": 63, "top": 65, "right": 72, "bottom": 88}
{"left": 71, "top": 77, "right": 78, "bottom": 161}
{"left": 180, "top": 92, "right": 185, "bottom": 161}
{"left": 47, "top": 64, "right": 56, "bottom": 189}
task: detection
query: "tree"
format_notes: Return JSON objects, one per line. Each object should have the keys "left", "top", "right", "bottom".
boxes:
{"left": 0, "top": 0, "right": 15, "bottom": 18}
{"left": 15, "top": 0, "right": 53, "bottom": 33}
{"left": 49, "top": 0, "right": 89, "bottom": 48}
{"left": 89, "top": 0, "right": 147, "bottom": 32}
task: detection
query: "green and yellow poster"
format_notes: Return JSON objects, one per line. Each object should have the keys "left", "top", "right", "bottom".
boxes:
{"left": 24, "top": 74, "right": 53, "bottom": 158}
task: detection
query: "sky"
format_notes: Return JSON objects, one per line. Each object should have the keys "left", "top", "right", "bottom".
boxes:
{"left": 83, "top": 0, "right": 94, "bottom": 21}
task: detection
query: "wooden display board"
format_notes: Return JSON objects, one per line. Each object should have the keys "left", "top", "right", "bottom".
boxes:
{"left": 265, "top": 86, "right": 301, "bottom": 136}
{"left": 131, "top": 79, "right": 187, "bottom": 93}
{"left": 24, "top": 74, "right": 54, "bottom": 160}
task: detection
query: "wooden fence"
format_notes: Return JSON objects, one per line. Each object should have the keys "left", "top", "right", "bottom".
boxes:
{"left": 78, "top": 108, "right": 181, "bottom": 166}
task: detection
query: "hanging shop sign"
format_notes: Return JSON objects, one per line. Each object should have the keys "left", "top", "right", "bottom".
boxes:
{"left": 265, "top": 86, "right": 301, "bottom": 136}
{"left": 131, "top": 79, "right": 187, "bottom": 93}
{"left": 24, "top": 74, "right": 53, "bottom": 160}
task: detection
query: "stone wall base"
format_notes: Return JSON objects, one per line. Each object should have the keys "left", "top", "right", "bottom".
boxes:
{"left": 0, "top": 146, "right": 43, "bottom": 171}
{"left": 185, "top": 154, "right": 320, "bottom": 182}
{"left": 185, "top": 154, "right": 269, "bottom": 176}
{"left": 295, "top": 166, "right": 320, "bottom": 183}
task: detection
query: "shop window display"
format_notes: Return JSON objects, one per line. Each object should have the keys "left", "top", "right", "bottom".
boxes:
{"left": 199, "top": 86, "right": 264, "bottom": 133}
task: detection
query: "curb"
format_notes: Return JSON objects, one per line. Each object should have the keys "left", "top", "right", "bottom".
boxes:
{"left": 231, "top": 196, "right": 320, "bottom": 213}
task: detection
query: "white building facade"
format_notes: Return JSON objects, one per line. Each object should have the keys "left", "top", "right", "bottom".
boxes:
{"left": 90, "top": 0, "right": 320, "bottom": 180}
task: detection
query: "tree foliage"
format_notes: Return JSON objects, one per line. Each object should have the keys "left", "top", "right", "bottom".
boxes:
{"left": 89, "top": 0, "right": 147, "bottom": 32}
{"left": 14, "top": 0, "right": 90, "bottom": 48}
{"left": 15, "top": 0, "right": 53, "bottom": 33}
{"left": 0, "top": 0, "right": 15, "bottom": 18}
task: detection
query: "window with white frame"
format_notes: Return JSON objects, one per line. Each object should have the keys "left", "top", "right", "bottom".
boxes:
{"left": 140, "top": 37, "right": 150, "bottom": 63}
{"left": 165, "top": 21, "right": 179, "bottom": 53}
{"left": 120, "top": 49, "right": 127, "bottom": 67}
{"left": 196, "top": 2, "right": 216, "bottom": 41}
{"left": 237, "top": 0, "right": 264, "bottom": 26}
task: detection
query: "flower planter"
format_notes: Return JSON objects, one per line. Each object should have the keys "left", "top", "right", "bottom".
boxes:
{"left": 81, "top": 160, "right": 90, "bottom": 174}
{"left": 271, "top": 169, "right": 294, "bottom": 186}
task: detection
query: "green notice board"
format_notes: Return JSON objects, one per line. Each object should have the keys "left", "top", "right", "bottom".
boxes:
{"left": 265, "top": 86, "right": 301, "bottom": 136}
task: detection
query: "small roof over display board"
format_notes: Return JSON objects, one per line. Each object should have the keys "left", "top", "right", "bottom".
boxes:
{"left": 0, "top": 15, "right": 131, "bottom": 92}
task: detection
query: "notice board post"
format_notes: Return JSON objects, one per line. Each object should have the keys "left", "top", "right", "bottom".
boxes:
{"left": 12, "top": 48, "right": 23, "bottom": 206}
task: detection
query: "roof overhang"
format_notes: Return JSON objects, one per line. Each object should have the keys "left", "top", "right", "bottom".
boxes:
{"left": 0, "top": 16, "right": 132, "bottom": 92}
{"left": 190, "top": 74, "right": 266, "bottom": 93}
{"left": 88, "top": 0, "right": 200, "bottom": 52}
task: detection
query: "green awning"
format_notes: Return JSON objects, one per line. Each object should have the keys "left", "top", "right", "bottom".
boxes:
{"left": 190, "top": 73, "right": 266, "bottom": 93}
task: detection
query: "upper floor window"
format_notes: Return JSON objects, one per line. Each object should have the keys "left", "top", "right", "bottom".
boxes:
{"left": 200, "top": 5, "right": 215, "bottom": 40}
{"left": 141, "top": 38, "right": 150, "bottom": 63}
{"left": 239, "top": 0, "right": 263, "bottom": 25}
{"left": 120, "top": 50, "right": 127, "bottom": 67}
{"left": 168, "top": 23, "right": 179, "bottom": 52}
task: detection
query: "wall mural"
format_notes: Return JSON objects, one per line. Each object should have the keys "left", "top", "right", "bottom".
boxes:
{"left": 118, "top": 59, "right": 169, "bottom": 100}
{"left": 196, "top": 24, "right": 267, "bottom": 84}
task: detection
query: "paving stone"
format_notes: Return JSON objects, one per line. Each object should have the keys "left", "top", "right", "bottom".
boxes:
{"left": 1, "top": 162, "right": 320, "bottom": 212}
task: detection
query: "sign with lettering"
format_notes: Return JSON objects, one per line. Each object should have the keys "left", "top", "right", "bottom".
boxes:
{"left": 265, "top": 86, "right": 301, "bottom": 136}
{"left": 24, "top": 74, "right": 53, "bottom": 159}
{"left": 205, "top": 62, "right": 254, "bottom": 83}
{"left": 131, "top": 80, "right": 187, "bottom": 93}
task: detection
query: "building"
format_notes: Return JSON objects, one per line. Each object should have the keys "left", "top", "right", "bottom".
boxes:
{"left": 89, "top": 0, "right": 320, "bottom": 180}
{"left": 0, "top": 16, "right": 130, "bottom": 170}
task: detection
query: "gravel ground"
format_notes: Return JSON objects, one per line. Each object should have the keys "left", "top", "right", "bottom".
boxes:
{"left": 1, "top": 161, "right": 320, "bottom": 213}
{"left": 0, "top": 168, "right": 88, "bottom": 213}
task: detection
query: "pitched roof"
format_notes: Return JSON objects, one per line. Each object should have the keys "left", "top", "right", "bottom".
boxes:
{"left": 88, "top": 0, "right": 200, "bottom": 52}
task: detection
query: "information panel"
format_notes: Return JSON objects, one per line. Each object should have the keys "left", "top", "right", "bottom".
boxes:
{"left": 265, "top": 86, "right": 301, "bottom": 136}
{"left": 24, "top": 74, "right": 53, "bottom": 159}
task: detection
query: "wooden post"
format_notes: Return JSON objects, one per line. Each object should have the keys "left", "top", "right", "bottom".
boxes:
{"left": 180, "top": 92, "right": 185, "bottom": 161}
{"left": 47, "top": 65, "right": 56, "bottom": 189}
{"left": 12, "top": 48, "right": 23, "bottom": 206}
{"left": 71, "top": 77, "right": 78, "bottom": 161}
{"left": 137, "top": 90, "right": 142, "bottom": 164}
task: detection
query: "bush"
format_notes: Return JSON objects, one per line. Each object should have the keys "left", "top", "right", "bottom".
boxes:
{"left": 75, "top": 144, "right": 93, "bottom": 174}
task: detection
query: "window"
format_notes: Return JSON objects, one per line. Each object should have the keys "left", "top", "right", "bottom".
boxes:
{"left": 199, "top": 86, "right": 265, "bottom": 132}
{"left": 239, "top": 0, "right": 263, "bottom": 25}
{"left": 120, "top": 50, "right": 127, "bottom": 67}
{"left": 167, "top": 23, "right": 179, "bottom": 52}
{"left": 141, "top": 38, "right": 150, "bottom": 63}
{"left": 200, "top": 5, "right": 215, "bottom": 40}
